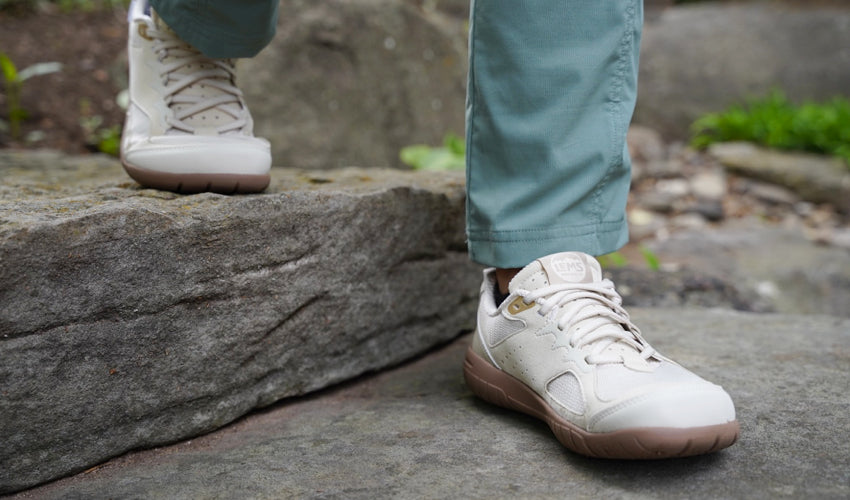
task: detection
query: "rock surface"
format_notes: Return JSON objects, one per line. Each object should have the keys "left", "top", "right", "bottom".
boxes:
{"left": 637, "top": 2, "right": 850, "bottom": 139}
{"left": 0, "top": 151, "right": 479, "bottom": 494}
{"left": 605, "top": 267, "right": 761, "bottom": 313}
{"left": 708, "top": 142, "right": 850, "bottom": 213}
{"left": 240, "top": 0, "right": 468, "bottom": 169}
{"left": 646, "top": 222, "right": 850, "bottom": 318}
{"left": 11, "top": 309, "right": 850, "bottom": 499}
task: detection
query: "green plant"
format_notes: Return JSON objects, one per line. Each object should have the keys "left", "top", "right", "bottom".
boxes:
{"left": 0, "top": 53, "right": 62, "bottom": 140}
{"left": 79, "top": 114, "right": 121, "bottom": 156}
{"left": 400, "top": 132, "right": 466, "bottom": 171}
{"left": 639, "top": 245, "right": 661, "bottom": 271}
{"left": 597, "top": 251, "right": 628, "bottom": 269}
{"left": 598, "top": 245, "right": 661, "bottom": 271}
{"left": 691, "top": 90, "right": 850, "bottom": 167}
{"left": 79, "top": 97, "right": 122, "bottom": 156}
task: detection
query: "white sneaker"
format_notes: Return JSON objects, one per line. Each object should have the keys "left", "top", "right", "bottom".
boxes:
{"left": 121, "top": 0, "right": 271, "bottom": 193}
{"left": 464, "top": 252, "right": 740, "bottom": 459}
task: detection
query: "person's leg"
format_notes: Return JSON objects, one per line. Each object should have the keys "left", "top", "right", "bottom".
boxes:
{"left": 121, "top": 0, "right": 278, "bottom": 193}
{"left": 150, "top": 0, "right": 279, "bottom": 58}
{"left": 463, "top": 0, "right": 739, "bottom": 459}
{"left": 466, "top": 0, "right": 636, "bottom": 271}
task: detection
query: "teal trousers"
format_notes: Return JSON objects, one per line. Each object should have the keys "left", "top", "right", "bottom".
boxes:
{"left": 151, "top": 0, "right": 642, "bottom": 268}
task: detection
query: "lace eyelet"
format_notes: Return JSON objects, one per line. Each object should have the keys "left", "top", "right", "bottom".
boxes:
{"left": 138, "top": 23, "right": 154, "bottom": 41}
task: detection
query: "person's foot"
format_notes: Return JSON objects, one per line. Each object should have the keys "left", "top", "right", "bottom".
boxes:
{"left": 121, "top": 0, "right": 271, "bottom": 194}
{"left": 464, "top": 252, "right": 739, "bottom": 459}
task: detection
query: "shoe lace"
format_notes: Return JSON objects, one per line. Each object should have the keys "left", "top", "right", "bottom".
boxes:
{"left": 141, "top": 19, "right": 247, "bottom": 134}
{"left": 517, "top": 280, "right": 656, "bottom": 365}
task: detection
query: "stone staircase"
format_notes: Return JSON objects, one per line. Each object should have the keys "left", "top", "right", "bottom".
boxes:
{"left": 4, "top": 0, "right": 850, "bottom": 492}
{"left": 0, "top": 152, "right": 478, "bottom": 494}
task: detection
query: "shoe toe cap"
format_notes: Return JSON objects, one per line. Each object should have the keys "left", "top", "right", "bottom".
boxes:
{"left": 124, "top": 136, "right": 271, "bottom": 176}
{"left": 591, "top": 384, "right": 737, "bottom": 433}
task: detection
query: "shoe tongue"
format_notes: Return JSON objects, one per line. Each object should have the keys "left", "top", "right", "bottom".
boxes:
{"left": 508, "top": 253, "right": 655, "bottom": 368}
{"left": 509, "top": 252, "right": 603, "bottom": 293}
{"left": 509, "top": 253, "right": 653, "bottom": 368}
{"left": 151, "top": 9, "right": 243, "bottom": 135}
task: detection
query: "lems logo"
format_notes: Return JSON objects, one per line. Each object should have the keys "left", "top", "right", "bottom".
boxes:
{"left": 551, "top": 255, "right": 586, "bottom": 282}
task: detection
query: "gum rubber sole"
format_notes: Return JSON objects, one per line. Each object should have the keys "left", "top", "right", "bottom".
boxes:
{"left": 123, "top": 163, "right": 270, "bottom": 194}
{"left": 463, "top": 347, "right": 740, "bottom": 459}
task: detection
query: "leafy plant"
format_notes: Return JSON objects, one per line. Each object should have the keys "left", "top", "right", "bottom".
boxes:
{"left": 639, "top": 245, "right": 661, "bottom": 271}
{"left": 79, "top": 114, "right": 121, "bottom": 156}
{"left": 598, "top": 245, "right": 661, "bottom": 271}
{"left": 598, "top": 251, "right": 628, "bottom": 269}
{"left": 400, "top": 132, "right": 466, "bottom": 171}
{"left": 79, "top": 96, "right": 123, "bottom": 156}
{"left": 0, "top": 53, "right": 62, "bottom": 140}
{"left": 691, "top": 90, "right": 850, "bottom": 167}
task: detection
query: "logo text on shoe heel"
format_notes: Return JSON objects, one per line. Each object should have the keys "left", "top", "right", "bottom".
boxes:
{"left": 551, "top": 256, "right": 586, "bottom": 282}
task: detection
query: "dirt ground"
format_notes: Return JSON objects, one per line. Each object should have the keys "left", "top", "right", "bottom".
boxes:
{"left": 0, "top": 4, "right": 128, "bottom": 153}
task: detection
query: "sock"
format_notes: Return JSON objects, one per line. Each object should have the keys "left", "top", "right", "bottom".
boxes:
{"left": 493, "top": 281, "right": 510, "bottom": 307}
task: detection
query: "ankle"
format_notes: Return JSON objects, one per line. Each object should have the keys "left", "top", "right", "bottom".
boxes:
{"left": 495, "top": 268, "right": 521, "bottom": 295}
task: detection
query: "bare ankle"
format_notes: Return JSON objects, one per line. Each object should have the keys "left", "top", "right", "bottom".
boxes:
{"left": 495, "top": 268, "right": 521, "bottom": 295}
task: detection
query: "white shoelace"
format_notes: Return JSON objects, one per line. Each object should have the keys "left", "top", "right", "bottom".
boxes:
{"left": 517, "top": 280, "right": 656, "bottom": 365}
{"left": 141, "top": 19, "right": 247, "bottom": 135}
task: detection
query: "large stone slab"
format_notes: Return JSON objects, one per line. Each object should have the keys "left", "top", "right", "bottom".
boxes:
{"left": 0, "top": 151, "right": 479, "bottom": 494}
{"left": 708, "top": 142, "right": 850, "bottom": 213}
{"left": 240, "top": 0, "right": 468, "bottom": 169}
{"left": 636, "top": 2, "right": 850, "bottom": 139}
{"left": 11, "top": 308, "right": 850, "bottom": 499}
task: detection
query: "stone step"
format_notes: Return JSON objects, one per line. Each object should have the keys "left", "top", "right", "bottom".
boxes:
{"left": 0, "top": 151, "right": 478, "bottom": 494}
{"left": 11, "top": 308, "right": 850, "bottom": 499}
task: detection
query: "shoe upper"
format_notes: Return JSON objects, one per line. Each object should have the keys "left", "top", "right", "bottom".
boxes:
{"left": 122, "top": 0, "right": 270, "bottom": 175}
{"left": 472, "top": 252, "right": 737, "bottom": 433}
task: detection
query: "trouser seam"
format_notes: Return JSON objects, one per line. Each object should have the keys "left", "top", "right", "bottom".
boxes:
{"left": 465, "top": 0, "right": 479, "bottom": 236}
{"left": 594, "top": 0, "right": 638, "bottom": 222}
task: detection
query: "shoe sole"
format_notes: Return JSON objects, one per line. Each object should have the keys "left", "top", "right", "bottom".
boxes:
{"left": 463, "top": 347, "right": 740, "bottom": 459}
{"left": 123, "top": 163, "right": 270, "bottom": 194}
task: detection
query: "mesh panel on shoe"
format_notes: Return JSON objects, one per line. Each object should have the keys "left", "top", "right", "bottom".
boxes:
{"left": 487, "top": 316, "right": 525, "bottom": 345}
{"left": 481, "top": 311, "right": 525, "bottom": 346}
{"left": 547, "top": 372, "right": 585, "bottom": 414}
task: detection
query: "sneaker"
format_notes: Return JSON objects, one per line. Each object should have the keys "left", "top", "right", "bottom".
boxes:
{"left": 464, "top": 252, "right": 740, "bottom": 459}
{"left": 121, "top": 0, "right": 271, "bottom": 194}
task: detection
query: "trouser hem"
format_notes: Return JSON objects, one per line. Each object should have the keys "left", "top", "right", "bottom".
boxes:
{"left": 467, "top": 218, "right": 629, "bottom": 268}
{"left": 150, "top": 0, "right": 278, "bottom": 58}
